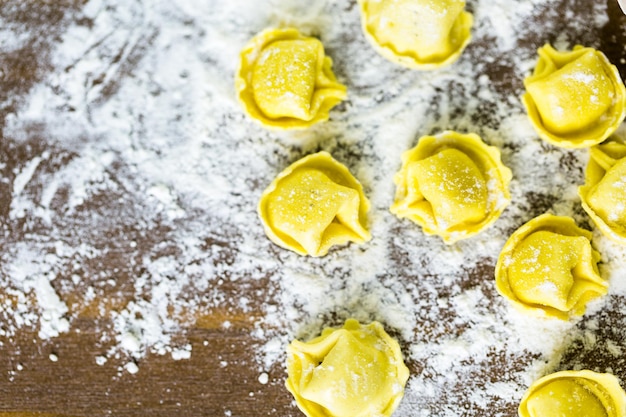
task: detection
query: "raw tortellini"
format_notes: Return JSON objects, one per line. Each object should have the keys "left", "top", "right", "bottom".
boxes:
{"left": 519, "top": 370, "right": 626, "bottom": 417}
{"left": 579, "top": 136, "right": 626, "bottom": 244}
{"left": 236, "top": 28, "right": 347, "bottom": 129}
{"left": 390, "top": 131, "right": 512, "bottom": 244}
{"left": 495, "top": 213, "right": 608, "bottom": 320}
{"left": 523, "top": 44, "right": 626, "bottom": 148}
{"left": 258, "top": 151, "right": 371, "bottom": 257}
{"left": 358, "top": 0, "right": 473, "bottom": 69}
{"left": 286, "top": 319, "right": 410, "bottom": 417}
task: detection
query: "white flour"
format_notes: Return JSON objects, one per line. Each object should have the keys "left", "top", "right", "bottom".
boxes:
{"left": 1, "top": 0, "right": 625, "bottom": 415}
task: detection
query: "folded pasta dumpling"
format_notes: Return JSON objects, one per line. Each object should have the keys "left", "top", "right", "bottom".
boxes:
{"left": 522, "top": 44, "right": 626, "bottom": 148}
{"left": 286, "top": 319, "right": 410, "bottom": 417}
{"left": 390, "top": 131, "right": 511, "bottom": 243}
{"left": 258, "top": 152, "right": 371, "bottom": 256}
{"left": 358, "top": 0, "right": 473, "bottom": 69}
{"left": 495, "top": 213, "right": 607, "bottom": 320}
{"left": 579, "top": 136, "right": 626, "bottom": 244}
{"left": 519, "top": 370, "right": 626, "bottom": 417}
{"left": 236, "top": 28, "right": 347, "bottom": 129}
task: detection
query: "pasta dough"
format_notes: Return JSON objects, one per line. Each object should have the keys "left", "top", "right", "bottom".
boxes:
{"left": 519, "top": 370, "right": 626, "bottom": 417}
{"left": 390, "top": 131, "right": 511, "bottom": 244}
{"left": 579, "top": 136, "right": 626, "bottom": 244}
{"left": 358, "top": 0, "right": 473, "bottom": 69}
{"left": 285, "top": 319, "right": 409, "bottom": 417}
{"left": 258, "top": 151, "right": 371, "bottom": 256}
{"left": 236, "top": 28, "right": 347, "bottom": 129}
{"left": 522, "top": 44, "right": 626, "bottom": 148}
{"left": 495, "top": 213, "right": 607, "bottom": 320}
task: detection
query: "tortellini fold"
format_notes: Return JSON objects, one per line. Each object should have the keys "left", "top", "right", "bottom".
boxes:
{"left": 519, "top": 370, "right": 626, "bottom": 417}
{"left": 258, "top": 151, "right": 371, "bottom": 257}
{"left": 390, "top": 131, "right": 512, "bottom": 244}
{"left": 286, "top": 319, "right": 410, "bottom": 417}
{"left": 236, "top": 28, "right": 347, "bottom": 129}
{"left": 522, "top": 44, "right": 626, "bottom": 148}
{"left": 358, "top": 0, "right": 473, "bottom": 69}
{"left": 579, "top": 136, "right": 626, "bottom": 244}
{"left": 495, "top": 213, "right": 608, "bottom": 320}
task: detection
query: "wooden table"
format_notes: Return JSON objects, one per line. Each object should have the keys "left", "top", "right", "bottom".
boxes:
{"left": 1, "top": 1, "right": 626, "bottom": 416}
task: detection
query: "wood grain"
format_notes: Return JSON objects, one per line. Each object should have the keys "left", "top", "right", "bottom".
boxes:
{"left": 1, "top": 1, "right": 625, "bottom": 417}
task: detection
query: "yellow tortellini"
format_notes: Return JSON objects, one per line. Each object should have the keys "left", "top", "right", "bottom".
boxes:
{"left": 579, "top": 136, "right": 626, "bottom": 244}
{"left": 390, "top": 131, "right": 512, "bottom": 244}
{"left": 495, "top": 213, "right": 608, "bottom": 320}
{"left": 258, "top": 151, "right": 371, "bottom": 257}
{"left": 286, "top": 319, "right": 410, "bottom": 417}
{"left": 522, "top": 44, "right": 626, "bottom": 148}
{"left": 236, "top": 28, "right": 347, "bottom": 129}
{"left": 358, "top": 0, "right": 473, "bottom": 69}
{"left": 519, "top": 370, "right": 626, "bottom": 417}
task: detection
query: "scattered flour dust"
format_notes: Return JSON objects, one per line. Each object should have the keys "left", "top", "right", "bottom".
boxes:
{"left": 0, "top": 0, "right": 625, "bottom": 415}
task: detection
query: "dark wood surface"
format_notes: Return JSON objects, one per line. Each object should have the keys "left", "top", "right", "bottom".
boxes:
{"left": 1, "top": 1, "right": 626, "bottom": 417}
{"left": 0, "top": 322, "right": 295, "bottom": 416}
{"left": 0, "top": 3, "right": 292, "bottom": 415}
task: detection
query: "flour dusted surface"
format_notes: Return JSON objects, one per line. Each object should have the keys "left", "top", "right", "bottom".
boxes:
{"left": 1, "top": 0, "right": 625, "bottom": 416}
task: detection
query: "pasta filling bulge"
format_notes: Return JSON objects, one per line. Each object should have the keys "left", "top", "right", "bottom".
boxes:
{"left": 358, "top": 0, "right": 473, "bottom": 69}
{"left": 236, "top": 28, "right": 347, "bottom": 129}
{"left": 526, "top": 51, "right": 615, "bottom": 135}
{"left": 285, "top": 319, "right": 409, "bottom": 417}
{"left": 495, "top": 214, "right": 608, "bottom": 320}
{"left": 258, "top": 152, "right": 371, "bottom": 257}
{"left": 519, "top": 371, "right": 626, "bottom": 417}
{"left": 390, "top": 131, "right": 511, "bottom": 243}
